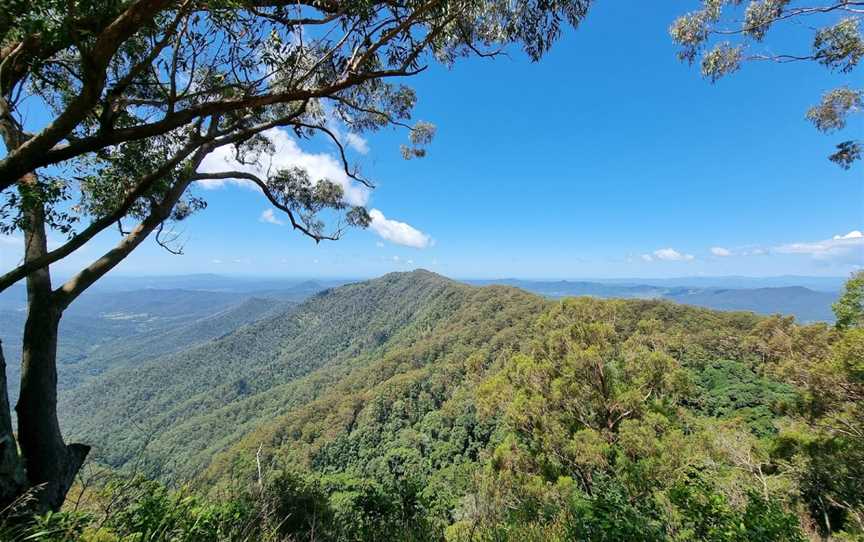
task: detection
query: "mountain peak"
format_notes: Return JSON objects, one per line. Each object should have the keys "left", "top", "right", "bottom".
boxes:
{"left": 377, "top": 269, "right": 450, "bottom": 283}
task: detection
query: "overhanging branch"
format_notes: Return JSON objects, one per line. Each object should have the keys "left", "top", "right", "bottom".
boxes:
{"left": 190, "top": 170, "right": 342, "bottom": 242}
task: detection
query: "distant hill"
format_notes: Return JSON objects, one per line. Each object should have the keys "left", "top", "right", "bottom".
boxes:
{"left": 0, "top": 284, "right": 322, "bottom": 406}
{"left": 54, "top": 269, "right": 804, "bottom": 486}
{"left": 664, "top": 286, "right": 837, "bottom": 323}
{"left": 468, "top": 279, "right": 839, "bottom": 323}
{"left": 60, "top": 269, "right": 490, "bottom": 475}
{"left": 51, "top": 296, "right": 292, "bottom": 392}
{"left": 466, "top": 279, "right": 667, "bottom": 299}
{"left": 79, "top": 274, "right": 348, "bottom": 293}
{"left": 585, "top": 275, "right": 847, "bottom": 292}
{"left": 0, "top": 275, "right": 839, "bottom": 410}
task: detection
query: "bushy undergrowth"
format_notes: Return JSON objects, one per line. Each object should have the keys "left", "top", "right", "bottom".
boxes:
{"left": 0, "top": 470, "right": 436, "bottom": 542}
{"left": 0, "top": 470, "right": 810, "bottom": 542}
{"left": 0, "top": 477, "right": 268, "bottom": 542}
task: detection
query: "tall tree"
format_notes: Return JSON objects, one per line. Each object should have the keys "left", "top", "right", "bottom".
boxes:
{"left": 670, "top": 0, "right": 864, "bottom": 169}
{"left": 0, "top": 0, "right": 594, "bottom": 511}
{"left": 833, "top": 270, "right": 864, "bottom": 329}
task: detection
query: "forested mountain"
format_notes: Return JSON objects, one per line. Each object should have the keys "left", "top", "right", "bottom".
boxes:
{"left": 42, "top": 270, "right": 862, "bottom": 541}
{"left": 60, "top": 271, "right": 487, "bottom": 476}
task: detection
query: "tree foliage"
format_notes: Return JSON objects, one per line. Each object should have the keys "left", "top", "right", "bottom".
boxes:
{"left": 670, "top": 1, "right": 863, "bottom": 169}
{"left": 833, "top": 270, "right": 864, "bottom": 329}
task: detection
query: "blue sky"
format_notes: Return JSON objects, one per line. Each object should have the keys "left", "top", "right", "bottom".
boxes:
{"left": 1, "top": 2, "right": 862, "bottom": 280}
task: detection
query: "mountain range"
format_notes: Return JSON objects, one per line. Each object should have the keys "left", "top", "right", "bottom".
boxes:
{"left": 0, "top": 272, "right": 839, "bottom": 408}
{"left": 467, "top": 278, "right": 839, "bottom": 322}
{"left": 39, "top": 270, "right": 812, "bottom": 481}
{"left": 0, "top": 270, "right": 854, "bottom": 539}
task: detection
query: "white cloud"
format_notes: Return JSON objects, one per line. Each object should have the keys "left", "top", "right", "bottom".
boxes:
{"left": 369, "top": 209, "right": 432, "bottom": 248}
{"left": 710, "top": 247, "right": 732, "bottom": 257}
{"left": 259, "top": 208, "right": 284, "bottom": 226}
{"left": 774, "top": 230, "right": 864, "bottom": 263}
{"left": 375, "top": 241, "right": 385, "bottom": 248}
{"left": 652, "top": 248, "right": 695, "bottom": 262}
{"left": 197, "top": 128, "right": 370, "bottom": 206}
{"left": 641, "top": 254, "right": 653, "bottom": 262}
{"left": 345, "top": 133, "right": 369, "bottom": 155}
{"left": 834, "top": 230, "right": 863, "bottom": 240}
{"left": 211, "top": 259, "right": 223, "bottom": 264}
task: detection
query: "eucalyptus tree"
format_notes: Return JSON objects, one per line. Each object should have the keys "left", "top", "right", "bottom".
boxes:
{"left": 0, "top": 0, "right": 593, "bottom": 511}
{"left": 670, "top": 0, "right": 864, "bottom": 169}
{"left": 834, "top": 270, "right": 864, "bottom": 329}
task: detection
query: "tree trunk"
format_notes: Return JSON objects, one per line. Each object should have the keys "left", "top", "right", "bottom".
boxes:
{"left": 14, "top": 182, "right": 89, "bottom": 511}
{"left": 0, "top": 340, "right": 26, "bottom": 511}
{"left": 0, "top": 142, "right": 204, "bottom": 512}
{"left": 16, "top": 301, "right": 89, "bottom": 511}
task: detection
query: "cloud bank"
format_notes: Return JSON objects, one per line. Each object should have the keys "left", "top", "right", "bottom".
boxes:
{"left": 643, "top": 248, "right": 695, "bottom": 262}
{"left": 774, "top": 230, "right": 863, "bottom": 264}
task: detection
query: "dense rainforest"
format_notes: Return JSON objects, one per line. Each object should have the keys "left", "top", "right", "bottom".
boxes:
{"left": 2, "top": 270, "right": 860, "bottom": 541}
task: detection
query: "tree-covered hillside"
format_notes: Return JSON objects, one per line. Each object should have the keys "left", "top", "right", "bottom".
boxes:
{"left": 60, "top": 271, "right": 512, "bottom": 477}
{"left": 0, "top": 289, "right": 286, "bottom": 404}
{"left": 44, "top": 270, "right": 862, "bottom": 541}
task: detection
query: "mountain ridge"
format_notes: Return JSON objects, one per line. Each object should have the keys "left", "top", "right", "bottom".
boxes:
{"left": 59, "top": 270, "right": 477, "bottom": 476}
{"left": 57, "top": 269, "right": 786, "bottom": 483}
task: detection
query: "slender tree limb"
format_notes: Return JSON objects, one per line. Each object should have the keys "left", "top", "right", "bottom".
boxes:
{"left": 0, "top": 67, "right": 422, "bottom": 190}
{"left": 190, "top": 170, "right": 342, "bottom": 241}
{"left": 0, "top": 135, "right": 205, "bottom": 294}
{"left": 52, "top": 146, "right": 209, "bottom": 310}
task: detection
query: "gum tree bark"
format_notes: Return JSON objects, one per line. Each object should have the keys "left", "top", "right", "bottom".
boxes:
{"left": 0, "top": 111, "right": 90, "bottom": 510}
{"left": 14, "top": 179, "right": 90, "bottom": 511}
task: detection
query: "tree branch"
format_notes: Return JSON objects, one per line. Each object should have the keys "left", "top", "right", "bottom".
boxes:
{"left": 190, "top": 170, "right": 342, "bottom": 241}
{"left": 0, "top": 67, "right": 421, "bottom": 190}
{"left": 0, "top": 0, "right": 175, "bottom": 192}
{"left": 52, "top": 143, "right": 210, "bottom": 310}
{"left": 0, "top": 136, "right": 205, "bottom": 294}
